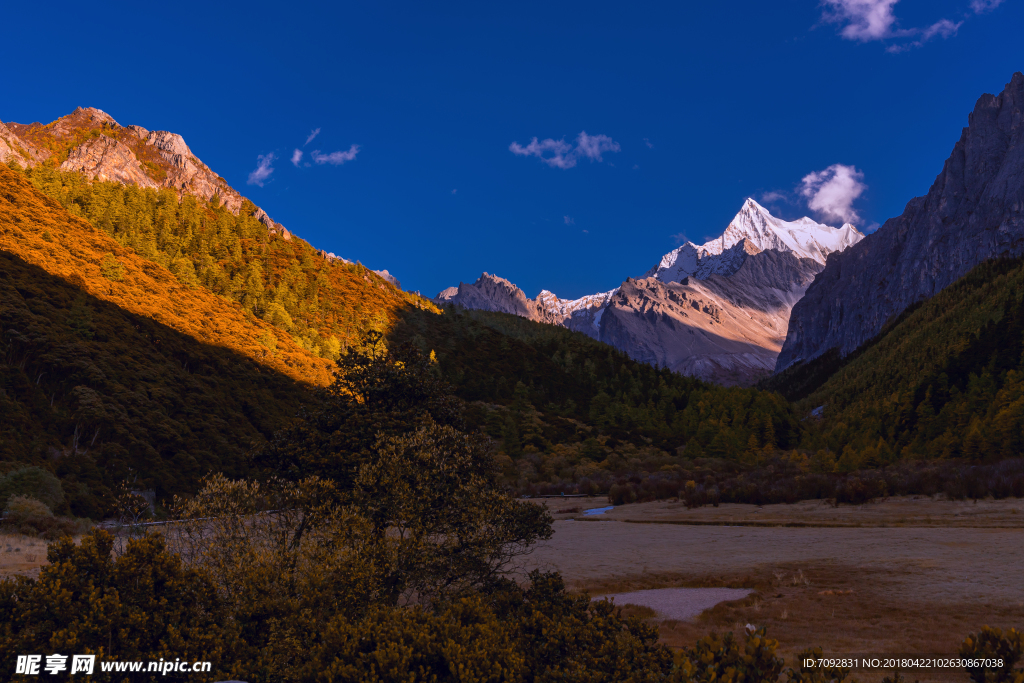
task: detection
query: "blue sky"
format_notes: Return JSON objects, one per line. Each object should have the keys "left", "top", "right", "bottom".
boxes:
{"left": 3, "top": 1, "right": 1022, "bottom": 299}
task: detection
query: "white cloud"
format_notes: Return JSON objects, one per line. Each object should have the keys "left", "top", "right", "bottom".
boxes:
{"left": 311, "top": 144, "right": 360, "bottom": 165}
{"left": 452, "top": 188, "right": 457, "bottom": 195}
{"left": 305, "top": 128, "right": 321, "bottom": 146}
{"left": 509, "top": 137, "right": 576, "bottom": 169}
{"left": 822, "top": 0, "right": 901, "bottom": 41}
{"left": 799, "top": 164, "right": 866, "bottom": 224}
{"left": 970, "top": 0, "right": 1004, "bottom": 13}
{"left": 759, "top": 190, "right": 788, "bottom": 204}
{"left": 564, "top": 216, "right": 574, "bottom": 225}
{"left": 574, "top": 132, "right": 620, "bottom": 162}
{"left": 670, "top": 233, "right": 689, "bottom": 245}
{"left": 247, "top": 153, "right": 276, "bottom": 187}
{"left": 644, "top": 137, "right": 653, "bottom": 149}
{"left": 821, "top": 0, "right": 961, "bottom": 51}
{"left": 291, "top": 149, "right": 303, "bottom": 167}
{"left": 509, "top": 131, "right": 620, "bottom": 169}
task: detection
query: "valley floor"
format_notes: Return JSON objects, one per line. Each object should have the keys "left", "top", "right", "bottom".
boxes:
{"left": 523, "top": 495, "right": 1024, "bottom": 683}
{"left": 3, "top": 496, "right": 1021, "bottom": 683}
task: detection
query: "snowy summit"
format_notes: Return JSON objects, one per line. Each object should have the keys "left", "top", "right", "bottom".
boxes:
{"left": 646, "top": 198, "right": 864, "bottom": 283}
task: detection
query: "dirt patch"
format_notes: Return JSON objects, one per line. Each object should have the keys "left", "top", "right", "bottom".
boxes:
{"left": 0, "top": 533, "right": 51, "bottom": 579}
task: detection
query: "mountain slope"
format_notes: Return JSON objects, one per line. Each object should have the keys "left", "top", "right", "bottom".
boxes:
{"left": 437, "top": 201, "right": 855, "bottom": 385}
{"left": 600, "top": 251, "right": 823, "bottom": 384}
{"left": 788, "top": 257, "right": 1024, "bottom": 467}
{"left": 13, "top": 162, "right": 433, "bottom": 357}
{"left": 0, "top": 162, "right": 329, "bottom": 514}
{"left": 778, "top": 72, "right": 1024, "bottom": 371}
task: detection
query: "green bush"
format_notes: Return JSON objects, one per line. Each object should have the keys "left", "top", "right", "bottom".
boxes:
{"left": 2, "top": 494, "right": 90, "bottom": 539}
{"left": 0, "top": 466, "right": 64, "bottom": 511}
{"left": 4, "top": 494, "right": 53, "bottom": 521}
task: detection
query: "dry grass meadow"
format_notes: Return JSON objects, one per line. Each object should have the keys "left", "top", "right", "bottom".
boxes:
{"left": 3, "top": 495, "right": 1021, "bottom": 682}
{"left": 526, "top": 495, "right": 1024, "bottom": 683}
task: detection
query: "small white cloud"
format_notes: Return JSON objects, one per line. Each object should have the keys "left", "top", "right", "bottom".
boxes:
{"left": 311, "top": 144, "right": 360, "bottom": 165}
{"left": 305, "top": 128, "right": 321, "bottom": 146}
{"left": 509, "top": 137, "right": 576, "bottom": 169}
{"left": 451, "top": 188, "right": 457, "bottom": 195}
{"left": 291, "top": 149, "right": 303, "bottom": 167}
{"left": 822, "top": 0, "right": 900, "bottom": 41}
{"left": 564, "top": 216, "right": 574, "bottom": 225}
{"left": 759, "top": 190, "right": 788, "bottom": 203}
{"left": 574, "top": 132, "right": 620, "bottom": 162}
{"left": 821, "top": 0, "right": 961, "bottom": 51}
{"left": 632, "top": 164, "right": 639, "bottom": 170}
{"left": 670, "top": 232, "right": 689, "bottom": 245}
{"left": 970, "top": 0, "right": 1004, "bottom": 13}
{"left": 886, "top": 18, "right": 962, "bottom": 52}
{"left": 799, "top": 164, "right": 866, "bottom": 224}
{"left": 247, "top": 153, "right": 276, "bottom": 187}
{"left": 509, "top": 131, "right": 620, "bottom": 169}
{"left": 643, "top": 137, "right": 653, "bottom": 149}
{"left": 582, "top": 229, "right": 589, "bottom": 234}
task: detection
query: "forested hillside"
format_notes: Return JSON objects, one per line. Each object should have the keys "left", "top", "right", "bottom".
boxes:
{"left": 0, "top": 163, "right": 327, "bottom": 515}
{"left": 787, "top": 258, "right": 1024, "bottom": 468}
{"left": 16, "top": 163, "right": 435, "bottom": 357}
{"left": 391, "top": 306, "right": 804, "bottom": 496}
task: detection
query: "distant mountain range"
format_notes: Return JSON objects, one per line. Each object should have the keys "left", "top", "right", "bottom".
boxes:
{"left": 436, "top": 200, "right": 863, "bottom": 385}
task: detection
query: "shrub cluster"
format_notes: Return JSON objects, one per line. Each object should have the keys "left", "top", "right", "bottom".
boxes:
{"left": 520, "top": 456, "right": 1024, "bottom": 507}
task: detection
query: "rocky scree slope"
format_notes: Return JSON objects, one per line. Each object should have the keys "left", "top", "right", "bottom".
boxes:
{"left": 778, "top": 72, "right": 1024, "bottom": 371}
{"left": 437, "top": 201, "right": 859, "bottom": 385}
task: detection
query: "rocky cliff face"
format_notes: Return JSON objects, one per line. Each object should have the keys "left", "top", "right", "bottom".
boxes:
{"left": 435, "top": 200, "right": 845, "bottom": 385}
{"left": 777, "top": 72, "right": 1024, "bottom": 371}
{"left": 0, "top": 120, "right": 46, "bottom": 166}
{"left": 601, "top": 251, "right": 822, "bottom": 384}
{"left": 437, "top": 273, "right": 541, "bottom": 317}
{"left": 7, "top": 107, "right": 244, "bottom": 217}
{"left": 60, "top": 135, "right": 160, "bottom": 188}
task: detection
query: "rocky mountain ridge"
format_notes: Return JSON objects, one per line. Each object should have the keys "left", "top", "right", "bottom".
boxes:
{"left": 646, "top": 198, "right": 862, "bottom": 283}
{"left": 777, "top": 71, "right": 1024, "bottom": 371}
{"left": 437, "top": 201, "right": 855, "bottom": 384}
{"left": 0, "top": 107, "right": 391, "bottom": 283}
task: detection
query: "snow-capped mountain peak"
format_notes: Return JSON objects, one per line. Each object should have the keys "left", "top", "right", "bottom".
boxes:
{"left": 646, "top": 199, "right": 864, "bottom": 283}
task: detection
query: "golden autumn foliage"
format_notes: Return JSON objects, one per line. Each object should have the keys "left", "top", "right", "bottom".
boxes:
{"left": 0, "top": 162, "right": 333, "bottom": 386}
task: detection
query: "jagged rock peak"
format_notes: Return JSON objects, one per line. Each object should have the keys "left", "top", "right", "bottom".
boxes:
{"left": 647, "top": 199, "right": 864, "bottom": 284}
{"left": 777, "top": 72, "right": 1024, "bottom": 372}
{"left": 373, "top": 269, "right": 402, "bottom": 290}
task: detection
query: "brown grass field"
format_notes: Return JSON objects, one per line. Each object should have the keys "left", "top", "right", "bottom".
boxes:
{"left": 3, "top": 496, "right": 1021, "bottom": 682}
{"left": 526, "top": 495, "right": 1024, "bottom": 683}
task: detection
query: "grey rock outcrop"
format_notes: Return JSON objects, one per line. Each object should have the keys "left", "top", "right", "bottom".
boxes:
{"left": 777, "top": 72, "right": 1024, "bottom": 371}
{"left": 373, "top": 269, "right": 402, "bottom": 289}
{"left": 436, "top": 273, "right": 541, "bottom": 317}
{"left": 60, "top": 135, "right": 160, "bottom": 188}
